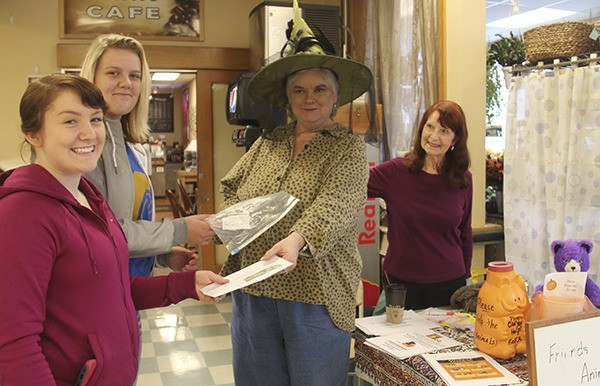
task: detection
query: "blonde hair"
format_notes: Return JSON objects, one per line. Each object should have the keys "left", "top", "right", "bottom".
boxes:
{"left": 80, "top": 34, "right": 151, "bottom": 143}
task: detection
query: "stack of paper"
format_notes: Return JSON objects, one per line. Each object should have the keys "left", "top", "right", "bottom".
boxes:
{"left": 356, "top": 311, "right": 463, "bottom": 360}
{"left": 365, "top": 329, "right": 464, "bottom": 360}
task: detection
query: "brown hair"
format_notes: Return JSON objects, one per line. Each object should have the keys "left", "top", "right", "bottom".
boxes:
{"left": 405, "top": 100, "right": 471, "bottom": 189}
{"left": 20, "top": 74, "right": 106, "bottom": 157}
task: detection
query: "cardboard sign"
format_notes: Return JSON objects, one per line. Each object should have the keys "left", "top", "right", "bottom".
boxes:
{"left": 526, "top": 309, "right": 600, "bottom": 386}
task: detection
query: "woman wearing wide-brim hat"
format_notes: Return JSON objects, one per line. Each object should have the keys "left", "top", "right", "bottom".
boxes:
{"left": 218, "top": 1, "right": 373, "bottom": 385}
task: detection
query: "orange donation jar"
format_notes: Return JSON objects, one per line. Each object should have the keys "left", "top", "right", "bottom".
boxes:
{"left": 474, "top": 261, "right": 530, "bottom": 359}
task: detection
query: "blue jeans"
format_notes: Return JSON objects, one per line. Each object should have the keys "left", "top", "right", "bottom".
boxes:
{"left": 231, "top": 291, "right": 351, "bottom": 386}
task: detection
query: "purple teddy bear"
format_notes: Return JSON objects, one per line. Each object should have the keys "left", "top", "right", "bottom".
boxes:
{"left": 538, "top": 239, "right": 600, "bottom": 307}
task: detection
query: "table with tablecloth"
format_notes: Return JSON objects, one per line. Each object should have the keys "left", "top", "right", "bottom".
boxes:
{"left": 354, "top": 324, "right": 528, "bottom": 386}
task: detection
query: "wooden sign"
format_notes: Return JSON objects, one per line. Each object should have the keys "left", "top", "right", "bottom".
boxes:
{"left": 526, "top": 309, "right": 600, "bottom": 386}
{"left": 59, "top": 0, "right": 204, "bottom": 41}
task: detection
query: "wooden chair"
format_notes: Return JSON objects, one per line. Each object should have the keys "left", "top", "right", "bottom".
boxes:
{"left": 177, "top": 177, "right": 196, "bottom": 215}
{"left": 166, "top": 189, "right": 187, "bottom": 218}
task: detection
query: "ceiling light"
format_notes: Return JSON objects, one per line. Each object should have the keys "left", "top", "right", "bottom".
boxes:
{"left": 487, "top": 8, "right": 576, "bottom": 29}
{"left": 152, "top": 72, "right": 180, "bottom": 81}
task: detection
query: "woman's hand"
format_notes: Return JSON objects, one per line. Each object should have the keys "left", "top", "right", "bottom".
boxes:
{"left": 261, "top": 231, "right": 306, "bottom": 273}
{"left": 194, "top": 270, "right": 229, "bottom": 303}
{"left": 166, "top": 246, "right": 199, "bottom": 272}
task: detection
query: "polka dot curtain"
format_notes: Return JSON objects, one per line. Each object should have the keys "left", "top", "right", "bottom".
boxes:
{"left": 504, "top": 65, "right": 600, "bottom": 291}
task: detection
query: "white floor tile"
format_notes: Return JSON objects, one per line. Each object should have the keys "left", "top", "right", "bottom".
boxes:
{"left": 156, "top": 351, "right": 207, "bottom": 374}
{"left": 141, "top": 341, "right": 156, "bottom": 358}
{"left": 195, "top": 335, "right": 232, "bottom": 352}
{"left": 208, "top": 364, "right": 235, "bottom": 385}
{"left": 185, "top": 313, "right": 227, "bottom": 326}
{"left": 149, "top": 326, "right": 195, "bottom": 342}
{"left": 135, "top": 373, "right": 164, "bottom": 386}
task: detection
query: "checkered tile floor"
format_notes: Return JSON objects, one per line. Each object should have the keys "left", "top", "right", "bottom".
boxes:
{"left": 137, "top": 209, "right": 234, "bottom": 385}
{"left": 138, "top": 270, "right": 234, "bottom": 386}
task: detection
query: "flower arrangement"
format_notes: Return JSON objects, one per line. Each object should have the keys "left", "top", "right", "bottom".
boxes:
{"left": 486, "top": 150, "right": 503, "bottom": 190}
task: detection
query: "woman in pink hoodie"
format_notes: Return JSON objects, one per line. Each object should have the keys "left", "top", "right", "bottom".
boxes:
{"left": 0, "top": 74, "right": 227, "bottom": 386}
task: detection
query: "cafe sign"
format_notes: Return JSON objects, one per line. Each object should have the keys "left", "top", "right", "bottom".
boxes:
{"left": 59, "top": 0, "right": 204, "bottom": 41}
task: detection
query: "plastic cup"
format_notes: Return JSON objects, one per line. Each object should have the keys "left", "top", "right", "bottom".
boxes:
{"left": 385, "top": 283, "right": 407, "bottom": 324}
{"left": 539, "top": 294, "right": 585, "bottom": 320}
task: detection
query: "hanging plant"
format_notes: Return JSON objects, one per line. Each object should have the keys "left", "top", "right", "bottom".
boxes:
{"left": 488, "top": 32, "right": 526, "bottom": 67}
{"left": 486, "top": 49, "right": 503, "bottom": 125}
{"left": 486, "top": 32, "right": 526, "bottom": 125}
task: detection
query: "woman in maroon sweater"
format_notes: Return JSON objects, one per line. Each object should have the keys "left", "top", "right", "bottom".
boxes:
{"left": 0, "top": 74, "right": 227, "bottom": 385}
{"left": 368, "top": 100, "right": 473, "bottom": 310}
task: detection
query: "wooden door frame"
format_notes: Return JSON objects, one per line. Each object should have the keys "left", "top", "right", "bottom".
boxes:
{"left": 195, "top": 70, "right": 245, "bottom": 272}
{"left": 57, "top": 44, "right": 249, "bottom": 273}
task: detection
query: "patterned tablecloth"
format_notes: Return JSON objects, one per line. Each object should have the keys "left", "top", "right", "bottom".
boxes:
{"left": 354, "top": 325, "right": 529, "bottom": 386}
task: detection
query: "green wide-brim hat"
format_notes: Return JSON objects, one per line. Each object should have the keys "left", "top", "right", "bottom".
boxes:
{"left": 248, "top": 53, "right": 373, "bottom": 108}
{"left": 247, "top": 0, "right": 372, "bottom": 108}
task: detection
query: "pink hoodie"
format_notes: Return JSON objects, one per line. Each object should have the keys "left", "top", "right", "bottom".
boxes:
{"left": 0, "top": 164, "right": 198, "bottom": 385}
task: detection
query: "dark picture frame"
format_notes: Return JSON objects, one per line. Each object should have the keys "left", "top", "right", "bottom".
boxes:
{"left": 59, "top": 0, "right": 204, "bottom": 41}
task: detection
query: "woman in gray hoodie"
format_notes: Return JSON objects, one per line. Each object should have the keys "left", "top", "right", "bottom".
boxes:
{"left": 80, "top": 34, "right": 214, "bottom": 276}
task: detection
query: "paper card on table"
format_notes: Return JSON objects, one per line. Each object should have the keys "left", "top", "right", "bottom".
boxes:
{"left": 422, "top": 350, "right": 521, "bottom": 386}
{"left": 355, "top": 311, "right": 440, "bottom": 336}
{"left": 201, "top": 256, "right": 293, "bottom": 297}
{"left": 542, "top": 272, "right": 587, "bottom": 299}
{"left": 365, "top": 328, "right": 463, "bottom": 360}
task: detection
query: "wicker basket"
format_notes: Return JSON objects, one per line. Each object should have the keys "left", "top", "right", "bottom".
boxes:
{"left": 524, "top": 21, "right": 598, "bottom": 63}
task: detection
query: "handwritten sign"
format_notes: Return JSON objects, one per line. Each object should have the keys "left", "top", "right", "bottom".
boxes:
{"left": 526, "top": 310, "right": 600, "bottom": 386}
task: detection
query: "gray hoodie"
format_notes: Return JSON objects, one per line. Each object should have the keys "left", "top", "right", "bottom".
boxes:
{"left": 84, "top": 119, "right": 188, "bottom": 259}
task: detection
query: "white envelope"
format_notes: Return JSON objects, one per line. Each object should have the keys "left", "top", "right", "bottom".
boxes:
{"left": 201, "top": 256, "right": 293, "bottom": 297}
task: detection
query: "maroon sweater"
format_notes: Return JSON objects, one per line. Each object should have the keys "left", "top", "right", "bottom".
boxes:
{"left": 368, "top": 157, "right": 473, "bottom": 283}
{"left": 0, "top": 165, "right": 198, "bottom": 386}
